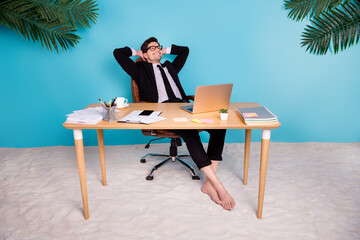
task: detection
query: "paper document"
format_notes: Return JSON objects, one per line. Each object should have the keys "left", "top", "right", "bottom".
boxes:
{"left": 118, "top": 111, "right": 165, "bottom": 124}
{"left": 199, "top": 119, "right": 214, "bottom": 124}
{"left": 65, "top": 107, "right": 108, "bottom": 124}
{"left": 173, "top": 117, "right": 188, "bottom": 122}
{"left": 191, "top": 118, "right": 214, "bottom": 124}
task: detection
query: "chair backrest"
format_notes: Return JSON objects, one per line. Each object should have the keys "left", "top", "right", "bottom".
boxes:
{"left": 131, "top": 79, "right": 141, "bottom": 103}
{"left": 131, "top": 58, "right": 143, "bottom": 103}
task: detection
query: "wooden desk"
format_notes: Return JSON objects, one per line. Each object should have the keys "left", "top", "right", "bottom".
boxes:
{"left": 63, "top": 102, "right": 281, "bottom": 219}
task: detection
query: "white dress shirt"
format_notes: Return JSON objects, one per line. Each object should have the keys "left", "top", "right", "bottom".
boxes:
{"left": 131, "top": 46, "right": 182, "bottom": 103}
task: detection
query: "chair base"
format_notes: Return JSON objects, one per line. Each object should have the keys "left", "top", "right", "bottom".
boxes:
{"left": 140, "top": 138, "right": 200, "bottom": 181}
{"left": 141, "top": 155, "right": 200, "bottom": 181}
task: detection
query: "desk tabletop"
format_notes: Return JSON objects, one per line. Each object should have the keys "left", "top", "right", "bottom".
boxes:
{"left": 63, "top": 102, "right": 281, "bottom": 130}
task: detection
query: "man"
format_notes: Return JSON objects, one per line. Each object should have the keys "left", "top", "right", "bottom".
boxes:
{"left": 113, "top": 37, "right": 235, "bottom": 210}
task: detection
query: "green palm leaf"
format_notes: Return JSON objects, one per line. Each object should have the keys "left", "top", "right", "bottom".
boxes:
{"left": 284, "top": 0, "right": 350, "bottom": 21}
{"left": 0, "top": 0, "right": 98, "bottom": 52}
{"left": 301, "top": 1, "right": 360, "bottom": 54}
{"left": 30, "top": 0, "right": 99, "bottom": 29}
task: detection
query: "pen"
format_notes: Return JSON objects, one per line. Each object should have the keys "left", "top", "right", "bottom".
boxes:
{"left": 98, "top": 98, "right": 107, "bottom": 108}
{"left": 111, "top": 97, "right": 117, "bottom": 106}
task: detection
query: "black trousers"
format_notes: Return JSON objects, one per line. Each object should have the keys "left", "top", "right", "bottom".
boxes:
{"left": 169, "top": 129, "right": 226, "bottom": 170}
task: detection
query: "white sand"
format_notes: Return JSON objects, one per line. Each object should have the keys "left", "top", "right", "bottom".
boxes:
{"left": 0, "top": 142, "right": 359, "bottom": 240}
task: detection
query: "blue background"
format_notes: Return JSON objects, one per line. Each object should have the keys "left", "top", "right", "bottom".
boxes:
{"left": 1, "top": 0, "right": 359, "bottom": 147}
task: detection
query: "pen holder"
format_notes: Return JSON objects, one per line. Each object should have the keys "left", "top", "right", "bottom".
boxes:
{"left": 104, "top": 106, "right": 118, "bottom": 122}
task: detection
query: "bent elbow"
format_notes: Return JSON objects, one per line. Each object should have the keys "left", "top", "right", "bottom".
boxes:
{"left": 113, "top": 48, "right": 120, "bottom": 58}
{"left": 184, "top": 46, "right": 189, "bottom": 54}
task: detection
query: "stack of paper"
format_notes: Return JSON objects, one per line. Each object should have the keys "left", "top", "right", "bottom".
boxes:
{"left": 237, "top": 106, "right": 278, "bottom": 125}
{"left": 65, "top": 107, "right": 107, "bottom": 124}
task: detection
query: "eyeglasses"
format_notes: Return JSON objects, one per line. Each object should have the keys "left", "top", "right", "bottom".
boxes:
{"left": 146, "top": 45, "right": 163, "bottom": 52}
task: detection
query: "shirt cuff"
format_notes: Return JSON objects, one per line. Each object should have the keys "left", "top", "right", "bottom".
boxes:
{"left": 130, "top": 48, "right": 137, "bottom": 56}
{"left": 165, "top": 46, "right": 171, "bottom": 54}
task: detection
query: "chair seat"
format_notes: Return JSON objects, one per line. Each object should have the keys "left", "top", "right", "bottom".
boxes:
{"left": 141, "top": 129, "right": 180, "bottom": 138}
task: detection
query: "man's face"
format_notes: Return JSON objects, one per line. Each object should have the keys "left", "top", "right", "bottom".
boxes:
{"left": 144, "top": 41, "right": 162, "bottom": 63}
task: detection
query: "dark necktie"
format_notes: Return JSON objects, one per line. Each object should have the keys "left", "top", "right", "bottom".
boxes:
{"left": 157, "top": 65, "right": 177, "bottom": 102}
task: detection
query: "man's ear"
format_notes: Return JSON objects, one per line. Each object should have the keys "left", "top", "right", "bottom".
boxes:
{"left": 143, "top": 52, "right": 149, "bottom": 62}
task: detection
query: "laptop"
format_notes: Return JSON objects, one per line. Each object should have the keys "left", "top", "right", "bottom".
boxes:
{"left": 180, "top": 83, "right": 233, "bottom": 114}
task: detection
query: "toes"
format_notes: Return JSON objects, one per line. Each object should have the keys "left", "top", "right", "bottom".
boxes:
{"left": 221, "top": 198, "right": 236, "bottom": 211}
{"left": 221, "top": 202, "right": 230, "bottom": 210}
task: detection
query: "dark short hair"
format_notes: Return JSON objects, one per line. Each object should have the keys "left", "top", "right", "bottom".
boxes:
{"left": 141, "top": 37, "right": 159, "bottom": 53}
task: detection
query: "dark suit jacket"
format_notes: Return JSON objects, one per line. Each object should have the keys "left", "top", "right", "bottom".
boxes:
{"left": 113, "top": 44, "right": 189, "bottom": 102}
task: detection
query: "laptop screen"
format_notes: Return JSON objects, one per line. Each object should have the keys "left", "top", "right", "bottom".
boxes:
{"left": 181, "top": 83, "right": 233, "bottom": 114}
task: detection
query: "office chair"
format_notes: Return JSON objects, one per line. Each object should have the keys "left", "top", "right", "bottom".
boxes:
{"left": 131, "top": 59, "right": 200, "bottom": 181}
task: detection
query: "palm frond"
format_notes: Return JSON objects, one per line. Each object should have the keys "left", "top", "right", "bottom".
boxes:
{"left": 67, "top": 0, "right": 99, "bottom": 29}
{"left": 301, "top": 1, "right": 360, "bottom": 54}
{"left": 0, "top": 0, "right": 80, "bottom": 52}
{"left": 284, "top": 0, "right": 350, "bottom": 21}
{"left": 0, "top": 0, "right": 98, "bottom": 52}
{"left": 29, "top": 0, "right": 71, "bottom": 25}
{"left": 29, "top": 0, "right": 99, "bottom": 29}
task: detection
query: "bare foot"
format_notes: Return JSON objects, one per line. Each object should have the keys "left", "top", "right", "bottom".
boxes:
{"left": 214, "top": 184, "right": 236, "bottom": 211}
{"left": 201, "top": 179, "right": 222, "bottom": 205}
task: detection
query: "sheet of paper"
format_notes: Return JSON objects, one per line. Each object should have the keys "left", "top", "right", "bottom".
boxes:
{"left": 200, "top": 119, "right": 214, "bottom": 124}
{"left": 173, "top": 117, "right": 188, "bottom": 122}
{"left": 191, "top": 118, "right": 214, "bottom": 124}
{"left": 192, "top": 119, "right": 201, "bottom": 123}
{"left": 65, "top": 107, "right": 108, "bottom": 124}
{"left": 243, "top": 113, "right": 258, "bottom": 118}
{"left": 118, "top": 111, "right": 165, "bottom": 124}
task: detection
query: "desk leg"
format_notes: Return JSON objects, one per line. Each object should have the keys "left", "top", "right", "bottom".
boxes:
{"left": 243, "top": 129, "right": 252, "bottom": 185}
{"left": 73, "top": 129, "right": 89, "bottom": 220}
{"left": 257, "top": 129, "right": 271, "bottom": 219}
{"left": 97, "top": 129, "right": 107, "bottom": 186}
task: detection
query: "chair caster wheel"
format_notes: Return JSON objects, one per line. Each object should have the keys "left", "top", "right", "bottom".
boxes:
{"left": 140, "top": 159, "right": 146, "bottom": 163}
{"left": 192, "top": 176, "right": 200, "bottom": 180}
{"left": 146, "top": 175, "right": 154, "bottom": 181}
